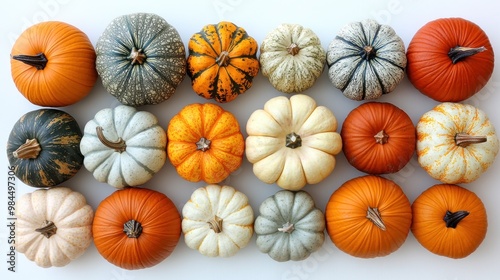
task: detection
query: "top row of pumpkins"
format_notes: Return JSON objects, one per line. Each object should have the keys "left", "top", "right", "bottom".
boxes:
{"left": 10, "top": 13, "right": 494, "bottom": 107}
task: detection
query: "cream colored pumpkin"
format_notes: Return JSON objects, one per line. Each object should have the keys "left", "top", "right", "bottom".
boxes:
{"left": 16, "top": 187, "right": 93, "bottom": 268}
{"left": 182, "top": 184, "right": 254, "bottom": 257}
{"left": 246, "top": 94, "right": 342, "bottom": 190}
{"left": 417, "top": 102, "right": 499, "bottom": 184}
{"left": 80, "top": 105, "right": 167, "bottom": 188}
{"left": 259, "top": 23, "right": 326, "bottom": 93}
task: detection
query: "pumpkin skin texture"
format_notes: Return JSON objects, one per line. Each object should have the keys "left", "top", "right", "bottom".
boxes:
{"left": 326, "top": 19, "right": 407, "bottom": 101}
{"left": 10, "top": 21, "right": 97, "bottom": 107}
{"left": 411, "top": 184, "right": 487, "bottom": 259}
{"left": 93, "top": 187, "right": 181, "bottom": 270}
{"left": 259, "top": 23, "right": 326, "bottom": 93}
{"left": 325, "top": 175, "right": 412, "bottom": 258}
{"left": 406, "top": 18, "right": 494, "bottom": 102}
{"left": 245, "top": 94, "right": 342, "bottom": 190}
{"left": 254, "top": 190, "right": 325, "bottom": 262}
{"left": 182, "top": 184, "right": 254, "bottom": 257}
{"left": 80, "top": 105, "right": 167, "bottom": 189}
{"left": 7, "top": 109, "right": 83, "bottom": 188}
{"left": 341, "top": 102, "right": 416, "bottom": 174}
{"left": 96, "top": 13, "right": 186, "bottom": 106}
{"left": 416, "top": 102, "right": 499, "bottom": 184}
{"left": 187, "top": 21, "right": 259, "bottom": 103}
{"left": 167, "top": 103, "right": 244, "bottom": 183}
{"left": 16, "top": 187, "right": 94, "bottom": 268}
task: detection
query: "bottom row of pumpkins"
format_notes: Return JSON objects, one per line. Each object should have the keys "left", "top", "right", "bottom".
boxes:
{"left": 15, "top": 175, "right": 487, "bottom": 269}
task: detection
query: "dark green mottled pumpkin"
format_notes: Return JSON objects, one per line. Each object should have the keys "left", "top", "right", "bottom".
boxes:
{"left": 7, "top": 109, "right": 83, "bottom": 188}
{"left": 96, "top": 13, "right": 186, "bottom": 106}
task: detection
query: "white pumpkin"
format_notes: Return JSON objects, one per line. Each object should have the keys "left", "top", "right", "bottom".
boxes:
{"left": 245, "top": 94, "right": 342, "bottom": 190}
{"left": 254, "top": 190, "right": 325, "bottom": 262}
{"left": 181, "top": 184, "right": 254, "bottom": 257}
{"left": 259, "top": 23, "right": 326, "bottom": 93}
{"left": 80, "top": 105, "right": 167, "bottom": 188}
{"left": 417, "top": 102, "right": 499, "bottom": 184}
{"left": 16, "top": 187, "right": 94, "bottom": 268}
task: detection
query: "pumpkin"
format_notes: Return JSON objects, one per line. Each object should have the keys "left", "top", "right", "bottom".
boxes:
{"left": 406, "top": 17, "right": 494, "bottom": 102}
{"left": 254, "top": 190, "right": 325, "bottom": 262}
{"left": 7, "top": 109, "right": 83, "bottom": 188}
{"left": 416, "top": 102, "right": 499, "bottom": 184}
{"left": 326, "top": 19, "right": 407, "bottom": 101}
{"left": 16, "top": 187, "right": 94, "bottom": 267}
{"left": 245, "top": 94, "right": 342, "bottom": 190}
{"left": 341, "top": 102, "right": 416, "bottom": 174}
{"left": 411, "top": 184, "right": 487, "bottom": 258}
{"left": 96, "top": 13, "right": 186, "bottom": 106}
{"left": 167, "top": 103, "right": 244, "bottom": 183}
{"left": 93, "top": 187, "right": 181, "bottom": 270}
{"left": 10, "top": 21, "right": 97, "bottom": 107}
{"left": 187, "top": 21, "right": 259, "bottom": 103}
{"left": 325, "top": 175, "right": 412, "bottom": 258}
{"left": 259, "top": 23, "right": 326, "bottom": 93}
{"left": 182, "top": 184, "right": 254, "bottom": 257}
{"left": 80, "top": 105, "right": 167, "bottom": 189}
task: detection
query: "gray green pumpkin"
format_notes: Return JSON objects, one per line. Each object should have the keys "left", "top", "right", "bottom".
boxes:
{"left": 7, "top": 109, "right": 83, "bottom": 188}
{"left": 96, "top": 13, "right": 186, "bottom": 106}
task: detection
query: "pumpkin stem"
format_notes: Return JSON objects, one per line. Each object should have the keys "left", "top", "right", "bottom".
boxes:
{"left": 13, "top": 138, "right": 41, "bottom": 159}
{"left": 96, "top": 126, "right": 127, "bottom": 153}
{"left": 196, "top": 137, "right": 211, "bottom": 152}
{"left": 374, "top": 130, "right": 389, "bottom": 144}
{"left": 278, "top": 222, "right": 295, "bottom": 233}
{"left": 448, "top": 46, "right": 486, "bottom": 64}
{"left": 208, "top": 215, "right": 223, "bottom": 233}
{"left": 128, "top": 47, "right": 147, "bottom": 65}
{"left": 443, "top": 210, "right": 470, "bottom": 229}
{"left": 286, "top": 132, "right": 302, "bottom": 149}
{"left": 362, "top": 46, "right": 376, "bottom": 61}
{"left": 216, "top": 51, "right": 230, "bottom": 67}
{"left": 11, "top": 52, "right": 48, "bottom": 70}
{"left": 455, "top": 133, "right": 487, "bottom": 147}
{"left": 366, "top": 207, "right": 386, "bottom": 231}
{"left": 287, "top": 43, "right": 300, "bottom": 56}
{"left": 123, "top": 220, "right": 143, "bottom": 238}
{"left": 35, "top": 220, "right": 57, "bottom": 238}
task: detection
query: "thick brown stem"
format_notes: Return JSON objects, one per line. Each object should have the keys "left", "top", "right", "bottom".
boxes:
{"left": 96, "top": 126, "right": 127, "bottom": 153}
{"left": 208, "top": 216, "right": 223, "bottom": 233}
{"left": 443, "top": 210, "right": 469, "bottom": 229}
{"left": 455, "top": 133, "right": 487, "bottom": 147}
{"left": 123, "top": 220, "right": 143, "bottom": 238}
{"left": 366, "top": 207, "right": 386, "bottom": 231}
{"left": 216, "top": 51, "right": 230, "bottom": 67}
{"left": 196, "top": 137, "right": 211, "bottom": 152}
{"left": 287, "top": 43, "right": 300, "bottom": 56}
{"left": 13, "top": 139, "right": 41, "bottom": 159}
{"left": 286, "top": 132, "right": 302, "bottom": 149}
{"left": 278, "top": 222, "right": 295, "bottom": 233}
{"left": 12, "top": 53, "right": 48, "bottom": 70}
{"left": 448, "top": 46, "right": 486, "bottom": 64}
{"left": 35, "top": 220, "right": 57, "bottom": 238}
{"left": 128, "top": 47, "right": 147, "bottom": 65}
{"left": 374, "top": 130, "right": 389, "bottom": 144}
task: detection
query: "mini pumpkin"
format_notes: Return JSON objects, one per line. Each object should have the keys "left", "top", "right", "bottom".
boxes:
{"left": 259, "top": 23, "right": 326, "bottom": 93}
{"left": 10, "top": 21, "right": 97, "bottom": 107}
{"left": 325, "top": 175, "right": 412, "bottom": 258}
{"left": 16, "top": 187, "right": 94, "bottom": 268}
{"left": 411, "top": 184, "right": 487, "bottom": 258}
{"left": 182, "top": 184, "right": 254, "bottom": 257}
{"left": 407, "top": 17, "right": 494, "bottom": 102}
{"left": 96, "top": 13, "right": 186, "bottom": 106}
{"left": 7, "top": 109, "right": 83, "bottom": 188}
{"left": 416, "top": 102, "right": 499, "bottom": 184}
{"left": 80, "top": 105, "right": 167, "bottom": 189}
{"left": 341, "top": 102, "right": 416, "bottom": 174}
{"left": 167, "top": 103, "right": 244, "bottom": 183}
{"left": 254, "top": 190, "right": 325, "bottom": 262}
{"left": 187, "top": 21, "right": 259, "bottom": 103}
{"left": 93, "top": 187, "right": 181, "bottom": 270}
{"left": 326, "top": 19, "right": 407, "bottom": 100}
{"left": 245, "top": 94, "right": 342, "bottom": 190}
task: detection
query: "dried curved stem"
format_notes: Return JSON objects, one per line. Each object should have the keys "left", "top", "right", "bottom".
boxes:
{"left": 13, "top": 139, "right": 41, "bottom": 159}
{"left": 208, "top": 216, "right": 223, "bottom": 233}
{"left": 35, "top": 220, "right": 57, "bottom": 238}
{"left": 448, "top": 46, "right": 486, "bottom": 64}
{"left": 96, "top": 126, "right": 127, "bottom": 152}
{"left": 455, "top": 133, "right": 487, "bottom": 147}
{"left": 367, "top": 207, "right": 386, "bottom": 231}
{"left": 12, "top": 53, "right": 48, "bottom": 70}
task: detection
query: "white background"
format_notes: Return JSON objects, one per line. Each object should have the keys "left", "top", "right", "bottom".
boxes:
{"left": 1, "top": 0, "right": 499, "bottom": 279}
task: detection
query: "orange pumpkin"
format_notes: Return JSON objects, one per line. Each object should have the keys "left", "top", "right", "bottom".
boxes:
{"left": 10, "top": 21, "right": 97, "bottom": 107}
{"left": 406, "top": 18, "right": 494, "bottom": 102}
{"left": 325, "top": 175, "right": 412, "bottom": 258}
{"left": 341, "top": 102, "right": 416, "bottom": 174}
{"left": 167, "top": 103, "right": 245, "bottom": 183}
{"left": 92, "top": 187, "right": 181, "bottom": 270}
{"left": 187, "top": 21, "right": 259, "bottom": 103}
{"left": 411, "top": 184, "right": 487, "bottom": 259}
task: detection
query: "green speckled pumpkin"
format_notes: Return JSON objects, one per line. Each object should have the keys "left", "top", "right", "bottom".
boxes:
{"left": 96, "top": 13, "right": 186, "bottom": 106}
{"left": 7, "top": 109, "right": 83, "bottom": 188}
